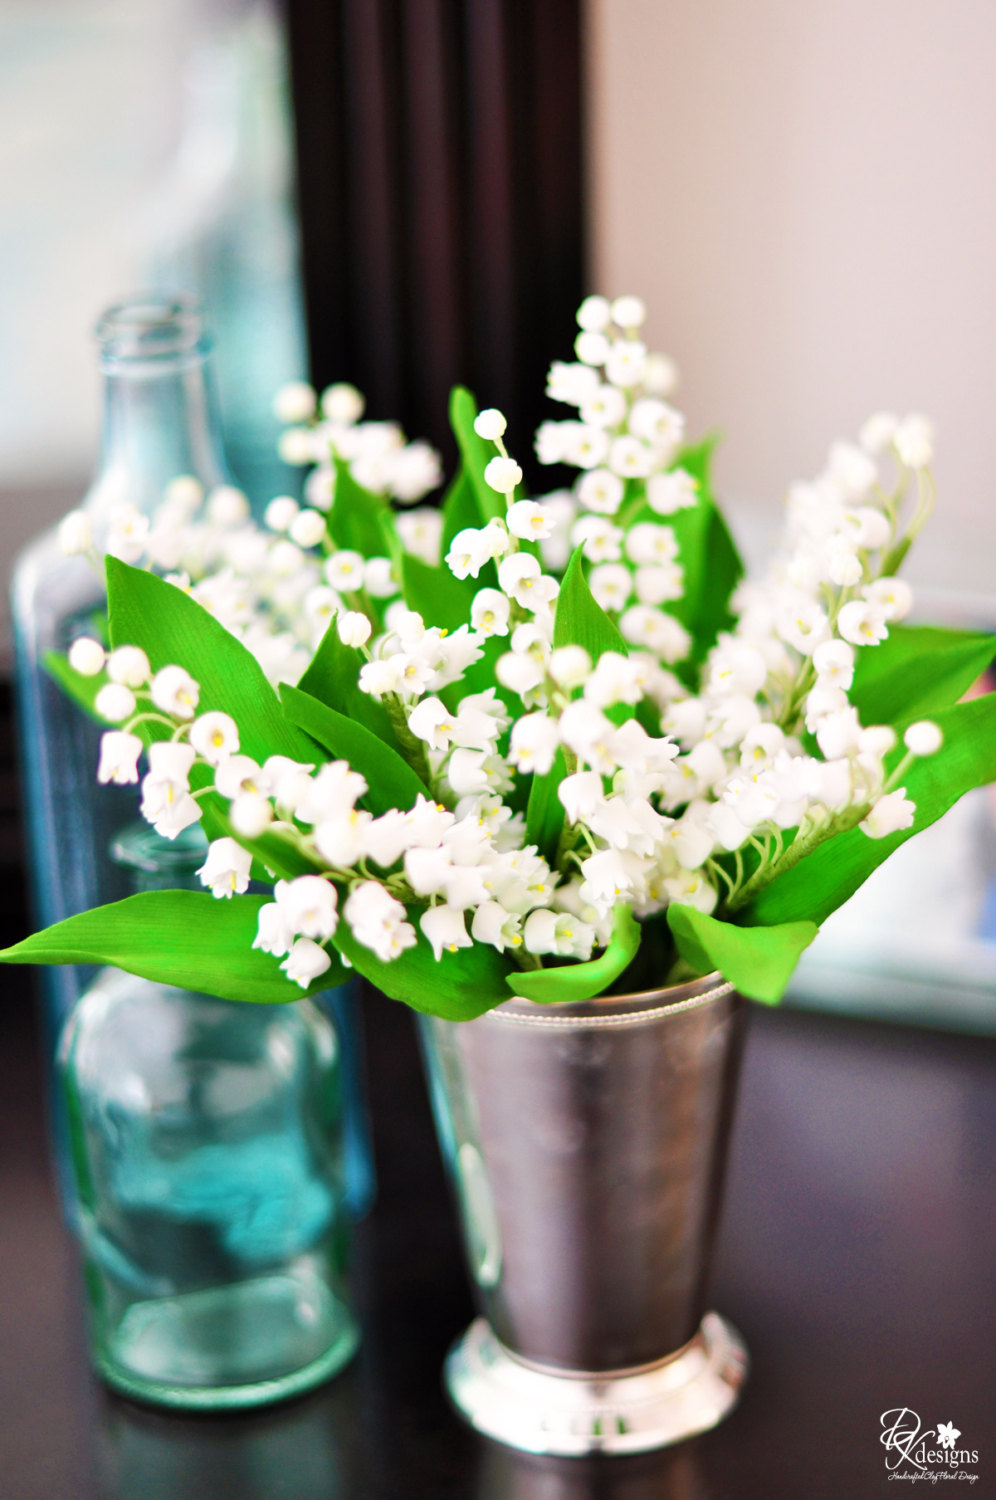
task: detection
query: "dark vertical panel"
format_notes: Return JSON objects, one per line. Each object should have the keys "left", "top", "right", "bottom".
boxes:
{"left": 398, "top": 0, "right": 467, "bottom": 451}
{"left": 285, "top": 0, "right": 350, "bottom": 380}
{"left": 285, "top": 0, "right": 586, "bottom": 477}
{"left": 341, "top": 0, "right": 404, "bottom": 416}
{"left": 464, "top": 0, "right": 517, "bottom": 415}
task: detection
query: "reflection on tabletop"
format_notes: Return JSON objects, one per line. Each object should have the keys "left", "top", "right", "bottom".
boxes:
{"left": 95, "top": 1382, "right": 358, "bottom": 1500}
{"left": 474, "top": 1438, "right": 710, "bottom": 1500}
{"left": 95, "top": 1378, "right": 713, "bottom": 1500}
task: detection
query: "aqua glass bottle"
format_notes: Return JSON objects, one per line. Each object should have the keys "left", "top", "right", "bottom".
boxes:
{"left": 59, "top": 821, "right": 359, "bottom": 1410}
{"left": 11, "top": 297, "right": 233, "bottom": 1169}
{"left": 11, "top": 295, "right": 376, "bottom": 1220}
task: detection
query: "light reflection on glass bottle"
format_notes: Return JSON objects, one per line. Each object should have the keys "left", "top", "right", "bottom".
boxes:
{"left": 11, "top": 296, "right": 232, "bottom": 1207}
{"left": 59, "top": 821, "right": 359, "bottom": 1410}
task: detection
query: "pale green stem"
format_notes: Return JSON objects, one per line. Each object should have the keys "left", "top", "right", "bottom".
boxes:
{"left": 726, "top": 804, "right": 867, "bottom": 912}
{"left": 123, "top": 711, "right": 177, "bottom": 736}
{"left": 383, "top": 693, "right": 432, "bottom": 785}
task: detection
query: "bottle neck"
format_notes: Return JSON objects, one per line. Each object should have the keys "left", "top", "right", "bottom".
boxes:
{"left": 86, "top": 297, "right": 233, "bottom": 521}
{"left": 111, "top": 821, "right": 209, "bottom": 895}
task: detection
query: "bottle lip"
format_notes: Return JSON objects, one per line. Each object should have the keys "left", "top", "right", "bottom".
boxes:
{"left": 110, "top": 820, "right": 209, "bottom": 877}
{"left": 95, "top": 295, "right": 210, "bottom": 363}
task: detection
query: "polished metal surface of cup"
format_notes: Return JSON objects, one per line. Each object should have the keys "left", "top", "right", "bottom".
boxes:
{"left": 420, "top": 973, "right": 748, "bottom": 1454}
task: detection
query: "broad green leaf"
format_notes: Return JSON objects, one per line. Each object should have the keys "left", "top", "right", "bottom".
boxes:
{"left": 441, "top": 466, "right": 486, "bottom": 553}
{"left": 524, "top": 747, "right": 567, "bottom": 862}
{"left": 376, "top": 504, "right": 405, "bottom": 575}
{"left": 553, "top": 546, "right": 630, "bottom": 660}
{"left": 743, "top": 691, "right": 996, "bottom": 929}
{"left": 446, "top": 633, "right": 519, "bottom": 721}
{"left": 450, "top": 386, "right": 505, "bottom": 523}
{"left": 43, "top": 652, "right": 105, "bottom": 722}
{"left": 0, "top": 891, "right": 346, "bottom": 1004}
{"left": 224, "top": 824, "right": 325, "bottom": 882}
{"left": 334, "top": 915, "right": 512, "bottom": 1020}
{"left": 663, "top": 438, "right": 742, "bottom": 661}
{"left": 280, "top": 682, "right": 428, "bottom": 813}
{"left": 106, "top": 559, "right": 319, "bottom": 765}
{"left": 849, "top": 624, "right": 994, "bottom": 727}
{"left": 667, "top": 904, "right": 817, "bottom": 1005}
{"left": 400, "top": 552, "right": 475, "bottom": 633}
{"left": 296, "top": 618, "right": 394, "bottom": 741}
{"left": 619, "top": 436, "right": 743, "bottom": 668}
{"left": 328, "top": 457, "right": 393, "bottom": 558}
{"left": 506, "top": 904, "right": 641, "bottom": 1002}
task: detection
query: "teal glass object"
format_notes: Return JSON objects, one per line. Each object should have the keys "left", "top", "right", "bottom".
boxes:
{"left": 11, "top": 297, "right": 232, "bottom": 1206}
{"left": 58, "top": 823, "right": 359, "bottom": 1410}
{"left": 10, "top": 295, "right": 377, "bottom": 1221}
{"left": 321, "top": 984, "right": 375, "bottom": 1219}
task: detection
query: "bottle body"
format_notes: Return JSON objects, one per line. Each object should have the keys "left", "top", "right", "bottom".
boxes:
{"left": 60, "top": 970, "right": 358, "bottom": 1409}
{"left": 11, "top": 299, "right": 233, "bottom": 1206}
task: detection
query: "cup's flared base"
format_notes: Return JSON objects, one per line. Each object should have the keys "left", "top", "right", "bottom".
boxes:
{"left": 444, "top": 1312, "right": 748, "bottom": 1456}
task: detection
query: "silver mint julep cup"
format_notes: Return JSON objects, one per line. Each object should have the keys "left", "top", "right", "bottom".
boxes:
{"left": 419, "top": 972, "right": 749, "bottom": 1456}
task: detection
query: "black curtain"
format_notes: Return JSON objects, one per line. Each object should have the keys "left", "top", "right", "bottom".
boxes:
{"left": 285, "top": 0, "right": 586, "bottom": 480}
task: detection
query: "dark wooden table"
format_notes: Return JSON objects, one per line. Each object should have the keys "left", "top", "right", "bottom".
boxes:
{"left": 2, "top": 973, "right": 993, "bottom": 1500}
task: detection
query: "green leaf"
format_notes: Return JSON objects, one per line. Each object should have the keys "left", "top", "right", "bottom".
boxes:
{"left": 445, "top": 633, "right": 519, "bottom": 721}
{"left": 400, "top": 552, "right": 475, "bottom": 633}
{"left": 227, "top": 825, "right": 325, "bottom": 882}
{"left": 664, "top": 438, "right": 742, "bottom": 660}
{"left": 280, "top": 682, "right": 427, "bottom": 813}
{"left": 43, "top": 652, "right": 106, "bottom": 722}
{"left": 450, "top": 386, "right": 505, "bottom": 523}
{"left": 553, "top": 546, "right": 630, "bottom": 660}
{"left": 441, "top": 466, "right": 486, "bottom": 554}
{"left": 106, "top": 559, "right": 319, "bottom": 765}
{"left": 506, "top": 904, "right": 641, "bottom": 1002}
{"left": 296, "top": 618, "right": 394, "bottom": 741}
{"left": 334, "top": 915, "right": 512, "bottom": 1020}
{"left": 524, "top": 747, "right": 567, "bottom": 862}
{"left": 328, "top": 456, "right": 393, "bottom": 558}
{"left": 619, "top": 436, "right": 743, "bottom": 668}
{"left": 849, "top": 624, "right": 994, "bottom": 727}
{"left": 666, "top": 904, "right": 817, "bottom": 1005}
{"left": 0, "top": 891, "right": 346, "bottom": 1004}
{"left": 743, "top": 691, "right": 996, "bottom": 929}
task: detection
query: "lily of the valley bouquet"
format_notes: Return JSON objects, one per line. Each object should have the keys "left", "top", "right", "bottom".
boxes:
{"left": 5, "top": 294, "right": 995, "bottom": 1018}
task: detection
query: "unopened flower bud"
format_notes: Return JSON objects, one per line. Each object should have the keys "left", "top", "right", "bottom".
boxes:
{"left": 904, "top": 721, "right": 943, "bottom": 756}
{"left": 230, "top": 791, "right": 273, "bottom": 838}
{"left": 272, "top": 381, "right": 316, "bottom": 424}
{"left": 576, "top": 295, "right": 611, "bottom": 332}
{"left": 289, "top": 507, "right": 327, "bottom": 548}
{"left": 484, "top": 456, "right": 522, "bottom": 495}
{"left": 338, "top": 611, "right": 372, "bottom": 648}
{"left": 207, "top": 486, "right": 250, "bottom": 525}
{"left": 68, "top": 637, "right": 106, "bottom": 677}
{"left": 58, "top": 510, "right": 92, "bottom": 555}
{"left": 474, "top": 408, "right": 507, "bottom": 442}
{"left": 610, "top": 294, "right": 646, "bottom": 329}
{"left": 321, "top": 382, "right": 365, "bottom": 425}
{"left": 95, "top": 683, "right": 136, "bottom": 723}
{"left": 264, "top": 496, "right": 299, "bottom": 532}
{"left": 107, "top": 645, "right": 150, "bottom": 688}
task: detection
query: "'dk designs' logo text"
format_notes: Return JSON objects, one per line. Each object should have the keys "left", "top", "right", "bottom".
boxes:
{"left": 881, "top": 1409, "right": 980, "bottom": 1484}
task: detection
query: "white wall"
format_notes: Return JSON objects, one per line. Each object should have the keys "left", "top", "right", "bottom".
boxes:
{"left": 587, "top": 0, "right": 996, "bottom": 598}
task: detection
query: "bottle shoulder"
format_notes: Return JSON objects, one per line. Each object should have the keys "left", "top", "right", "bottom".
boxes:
{"left": 61, "top": 971, "right": 339, "bottom": 1093}
{"left": 11, "top": 533, "right": 104, "bottom": 635}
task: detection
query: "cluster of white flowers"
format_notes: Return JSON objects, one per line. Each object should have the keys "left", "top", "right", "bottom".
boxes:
{"left": 463, "top": 295, "right": 698, "bottom": 660}
{"left": 273, "top": 379, "right": 442, "bottom": 504}
{"left": 58, "top": 397, "right": 447, "bottom": 689}
{"left": 74, "top": 297, "right": 945, "bottom": 990}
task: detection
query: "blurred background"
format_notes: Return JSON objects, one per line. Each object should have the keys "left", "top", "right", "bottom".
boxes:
{"left": 1, "top": 0, "right": 994, "bottom": 1014}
